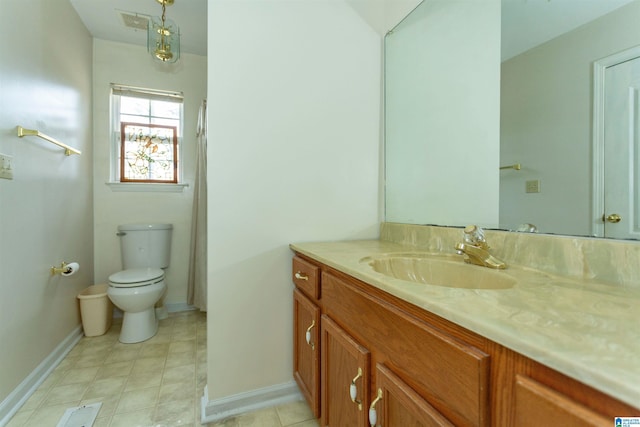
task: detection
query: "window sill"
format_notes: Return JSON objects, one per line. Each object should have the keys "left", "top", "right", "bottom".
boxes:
{"left": 106, "top": 182, "right": 189, "bottom": 193}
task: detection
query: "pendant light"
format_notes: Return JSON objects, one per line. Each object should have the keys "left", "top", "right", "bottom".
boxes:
{"left": 147, "top": 0, "right": 180, "bottom": 63}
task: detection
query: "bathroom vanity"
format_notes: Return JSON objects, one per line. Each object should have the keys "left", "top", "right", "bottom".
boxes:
{"left": 291, "top": 223, "right": 640, "bottom": 426}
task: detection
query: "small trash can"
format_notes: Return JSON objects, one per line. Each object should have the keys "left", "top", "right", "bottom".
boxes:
{"left": 77, "top": 284, "right": 113, "bottom": 337}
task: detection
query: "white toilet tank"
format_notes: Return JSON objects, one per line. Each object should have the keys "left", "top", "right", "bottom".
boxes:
{"left": 118, "top": 223, "right": 173, "bottom": 269}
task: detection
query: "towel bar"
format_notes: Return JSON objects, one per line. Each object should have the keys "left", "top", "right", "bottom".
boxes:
{"left": 17, "top": 126, "right": 81, "bottom": 156}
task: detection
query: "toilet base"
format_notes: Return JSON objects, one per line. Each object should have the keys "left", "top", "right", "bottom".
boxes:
{"left": 119, "top": 307, "right": 158, "bottom": 343}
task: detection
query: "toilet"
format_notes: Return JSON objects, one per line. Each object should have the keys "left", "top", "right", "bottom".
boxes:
{"left": 107, "top": 223, "right": 172, "bottom": 343}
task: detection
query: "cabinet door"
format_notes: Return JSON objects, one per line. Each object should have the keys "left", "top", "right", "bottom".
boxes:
{"left": 321, "top": 315, "right": 370, "bottom": 427}
{"left": 293, "top": 289, "right": 321, "bottom": 418}
{"left": 514, "top": 375, "right": 611, "bottom": 427}
{"left": 369, "top": 364, "right": 454, "bottom": 427}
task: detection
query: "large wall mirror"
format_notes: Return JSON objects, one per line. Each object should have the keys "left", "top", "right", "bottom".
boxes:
{"left": 385, "top": 0, "right": 640, "bottom": 239}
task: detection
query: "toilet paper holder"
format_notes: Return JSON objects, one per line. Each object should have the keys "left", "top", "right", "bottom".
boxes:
{"left": 51, "top": 261, "right": 79, "bottom": 276}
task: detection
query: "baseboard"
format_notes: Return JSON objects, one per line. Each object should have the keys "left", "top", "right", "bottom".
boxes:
{"left": 165, "top": 302, "right": 196, "bottom": 313}
{"left": 200, "top": 381, "right": 303, "bottom": 424}
{"left": 0, "top": 325, "right": 83, "bottom": 427}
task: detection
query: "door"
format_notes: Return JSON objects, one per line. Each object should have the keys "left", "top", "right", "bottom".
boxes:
{"left": 321, "top": 315, "right": 370, "bottom": 427}
{"left": 602, "top": 53, "right": 640, "bottom": 239}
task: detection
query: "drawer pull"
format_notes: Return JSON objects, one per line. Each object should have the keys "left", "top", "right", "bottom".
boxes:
{"left": 349, "top": 367, "right": 363, "bottom": 410}
{"left": 294, "top": 271, "right": 309, "bottom": 281}
{"left": 369, "top": 388, "right": 383, "bottom": 426}
{"left": 305, "top": 320, "right": 316, "bottom": 350}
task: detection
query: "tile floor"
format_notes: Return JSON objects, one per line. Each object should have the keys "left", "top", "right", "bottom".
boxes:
{"left": 6, "top": 311, "right": 318, "bottom": 427}
{"left": 206, "top": 404, "right": 318, "bottom": 427}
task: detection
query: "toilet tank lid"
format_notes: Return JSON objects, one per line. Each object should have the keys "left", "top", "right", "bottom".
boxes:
{"left": 118, "top": 223, "right": 173, "bottom": 231}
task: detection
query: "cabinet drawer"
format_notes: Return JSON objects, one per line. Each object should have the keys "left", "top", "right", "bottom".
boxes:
{"left": 292, "top": 256, "right": 320, "bottom": 299}
{"left": 514, "top": 375, "right": 610, "bottom": 427}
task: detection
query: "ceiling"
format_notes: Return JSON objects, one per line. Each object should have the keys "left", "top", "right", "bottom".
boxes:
{"left": 69, "top": 0, "right": 207, "bottom": 56}
{"left": 501, "top": 0, "right": 636, "bottom": 61}
{"left": 69, "top": 0, "right": 635, "bottom": 62}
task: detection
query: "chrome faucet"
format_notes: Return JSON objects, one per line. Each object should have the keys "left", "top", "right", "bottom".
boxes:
{"left": 454, "top": 225, "right": 506, "bottom": 269}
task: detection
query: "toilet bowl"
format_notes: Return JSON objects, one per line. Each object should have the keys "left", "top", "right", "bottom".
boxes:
{"left": 108, "top": 268, "right": 166, "bottom": 343}
{"left": 108, "top": 223, "right": 173, "bottom": 344}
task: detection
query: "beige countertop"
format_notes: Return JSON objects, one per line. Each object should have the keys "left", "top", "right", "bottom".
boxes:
{"left": 290, "top": 239, "right": 640, "bottom": 409}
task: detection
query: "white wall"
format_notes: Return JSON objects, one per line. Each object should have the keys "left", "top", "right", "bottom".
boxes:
{"left": 384, "top": 0, "right": 502, "bottom": 227}
{"left": 92, "top": 40, "right": 207, "bottom": 305}
{"left": 0, "top": 0, "right": 93, "bottom": 403}
{"left": 206, "top": 0, "right": 381, "bottom": 404}
{"left": 500, "top": 0, "right": 640, "bottom": 235}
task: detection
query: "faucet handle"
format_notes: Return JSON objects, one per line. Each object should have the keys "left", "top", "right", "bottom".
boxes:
{"left": 463, "top": 225, "right": 488, "bottom": 248}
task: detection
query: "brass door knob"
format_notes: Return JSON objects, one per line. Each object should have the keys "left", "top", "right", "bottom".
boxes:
{"left": 605, "top": 213, "right": 622, "bottom": 223}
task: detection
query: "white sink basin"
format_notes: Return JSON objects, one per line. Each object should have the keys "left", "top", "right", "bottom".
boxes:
{"left": 362, "top": 253, "right": 516, "bottom": 290}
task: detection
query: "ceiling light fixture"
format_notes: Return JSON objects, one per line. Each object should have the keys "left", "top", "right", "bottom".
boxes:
{"left": 147, "top": 0, "right": 180, "bottom": 63}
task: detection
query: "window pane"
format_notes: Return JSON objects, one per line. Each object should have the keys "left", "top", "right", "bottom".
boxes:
{"left": 120, "top": 96, "right": 150, "bottom": 116}
{"left": 150, "top": 100, "right": 180, "bottom": 119}
{"left": 121, "top": 114, "right": 150, "bottom": 124}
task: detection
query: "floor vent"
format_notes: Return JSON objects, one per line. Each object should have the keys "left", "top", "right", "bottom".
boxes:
{"left": 56, "top": 402, "right": 102, "bottom": 427}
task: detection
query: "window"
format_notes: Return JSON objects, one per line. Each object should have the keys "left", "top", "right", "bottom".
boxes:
{"left": 110, "top": 84, "right": 184, "bottom": 186}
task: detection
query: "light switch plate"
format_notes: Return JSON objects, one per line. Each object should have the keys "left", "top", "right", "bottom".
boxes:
{"left": 0, "top": 153, "right": 14, "bottom": 180}
{"left": 526, "top": 179, "right": 540, "bottom": 193}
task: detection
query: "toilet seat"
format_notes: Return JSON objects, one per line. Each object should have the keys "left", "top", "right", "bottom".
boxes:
{"left": 108, "top": 268, "right": 164, "bottom": 288}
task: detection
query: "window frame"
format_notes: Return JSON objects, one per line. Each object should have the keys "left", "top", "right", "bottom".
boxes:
{"left": 109, "top": 84, "right": 186, "bottom": 191}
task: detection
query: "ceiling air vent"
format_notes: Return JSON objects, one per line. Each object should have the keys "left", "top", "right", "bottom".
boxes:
{"left": 119, "top": 11, "right": 150, "bottom": 31}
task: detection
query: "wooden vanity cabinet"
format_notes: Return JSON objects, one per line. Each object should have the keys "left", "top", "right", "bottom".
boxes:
{"left": 321, "top": 270, "right": 490, "bottom": 427}
{"left": 292, "top": 253, "right": 489, "bottom": 427}
{"left": 291, "top": 253, "right": 639, "bottom": 426}
{"left": 319, "top": 319, "right": 449, "bottom": 427}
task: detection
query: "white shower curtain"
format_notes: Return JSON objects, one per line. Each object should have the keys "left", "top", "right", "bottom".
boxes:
{"left": 187, "top": 99, "right": 207, "bottom": 311}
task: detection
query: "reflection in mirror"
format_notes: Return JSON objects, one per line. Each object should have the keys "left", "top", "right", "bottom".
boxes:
{"left": 385, "top": 0, "right": 640, "bottom": 239}
{"left": 385, "top": 0, "right": 501, "bottom": 228}
{"left": 500, "top": 0, "right": 640, "bottom": 238}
